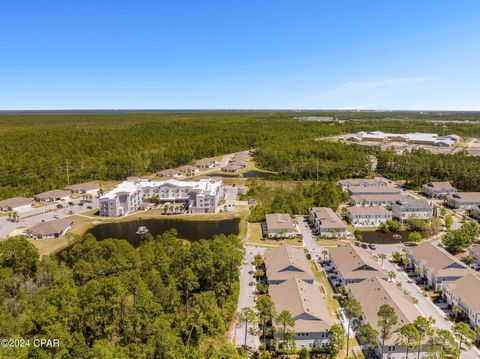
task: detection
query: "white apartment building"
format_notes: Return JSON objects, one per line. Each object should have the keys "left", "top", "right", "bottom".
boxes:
{"left": 99, "top": 178, "right": 223, "bottom": 217}
{"left": 443, "top": 274, "right": 480, "bottom": 329}
{"left": 392, "top": 197, "right": 432, "bottom": 222}
{"left": 346, "top": 206, "right": 392, "bottom": 227}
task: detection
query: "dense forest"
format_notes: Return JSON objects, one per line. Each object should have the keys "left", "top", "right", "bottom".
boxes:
{"left": 0, "top": 231, "right": 244, "bottom": 358}
{"left": 377, "top": 149, "right": 480, "bottom": 190}
{"left": 243, "top": 180, "right": 348, "bottom": 222}
{"left": 2, "top": 111, "right": 480, "bottom": 199}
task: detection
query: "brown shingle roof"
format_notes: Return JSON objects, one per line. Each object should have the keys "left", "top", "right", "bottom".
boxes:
{"left": 310, "top": 207, "right": 347, "bottom": 230}
{"left": 0, "top": 197, "right": 32, "bottom": 209}
{"left": 65, "top": 181, "right": 99, "bottom": 192}
{"left": 28, "top": 218, "right": 74, "bottom": 236}
{"left": 406, "top": 242, "right": 472, "bottom": 277}
{"left": 265, "top": 244, "right": 313, "bottom": 282}
{"left": 329, "top": 244, "right": 386, "bottom": 281}
{"left": 346, "top": 206, "right": 392, "bottom": 216}
{"left": 349, "top": 277, "right": 423, "bottom": 345}
{"left": 34, "top": 189, "right": 71, "bottom": 199}
{"left": 443, "top": 274, "right": 480, "bottom": 314}
{"left": 269, "top": 277, "right": 333, "bottom": 333}
{"left": 265, "top": 213, "right": 294, "bottom": 232}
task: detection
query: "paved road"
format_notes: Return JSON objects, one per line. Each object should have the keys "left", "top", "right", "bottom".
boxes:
{"left": 234, "top": 246, "right": 265, "bottom": 351}
{"left": 363, "top": 245, "right": 480, "bottom": 358}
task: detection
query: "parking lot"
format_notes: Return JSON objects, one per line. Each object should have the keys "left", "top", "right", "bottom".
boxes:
{"left": 0, "top": 197, "right": 99, "bottom": 239}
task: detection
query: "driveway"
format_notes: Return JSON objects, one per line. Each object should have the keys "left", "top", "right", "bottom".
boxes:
{"left": 362, "top": 245, "right": 480, "bottom": 358}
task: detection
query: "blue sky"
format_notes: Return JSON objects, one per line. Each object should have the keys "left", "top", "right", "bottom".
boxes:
{"left": 0, "top": 1, "right": 479, "bottom": 110}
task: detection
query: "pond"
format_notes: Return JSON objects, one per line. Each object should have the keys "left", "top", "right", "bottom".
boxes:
{"left": 87, "top": 217, "right": 240, "bottom": 247}
{"left": 360, "top": 230, "right": 410, "bottom": 244}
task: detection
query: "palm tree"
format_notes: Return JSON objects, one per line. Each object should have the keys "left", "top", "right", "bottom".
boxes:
{"left": 275, "top": 310, "right": 295, "bottom": 349}
{"left": 378, "top": 253, "right": 387, "bottom": 268}
{"left": 451, "top": 305, "right": 462, "bottom": 322}
{"left": 344, "top": 297, "right": 363, "bottom": 357}
{"left": 387, "top": 271, "right": 396, "bottom": 282}
{"left": 322, "top": 249, "right": 328, "bottom": 262}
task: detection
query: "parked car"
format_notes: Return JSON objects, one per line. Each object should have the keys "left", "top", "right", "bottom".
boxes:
{"left": 56, "top": 204, "right": 64, "bottom": 209}
{"left": 69, "top": 210, "right": 74, "bottom": 214}
{"left": 249, "top": 282, "right": 255, "bottom": 287}
{"left": 354, "top": 241, "right": 360, "bottom": 246}
{"left": 368, "top": 244, "right": 377, "bottom": 250}
{"left": 68, "top": 202, "right": 74, "bottom": 206}
{"left": 53, "top": 215, "right": 60, "bottom": 219}
{"left": 78, "top": 202, "right": 84, "bottom": 206}
{"left": 361, "top": 243, "right": 368, "bottom": 249}
{"left": 87, "top": 206, "right": 93, "bottom": 209}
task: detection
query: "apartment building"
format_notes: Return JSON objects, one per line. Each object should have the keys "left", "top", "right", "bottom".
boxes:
{"left": 392, "top": 197, "right": 432, "bottom": 222}
{"left": 99, "top": 178, "right": 223, "bottom": 217}
{"left": 446, "top": 192, "right": 480, "bottom": 209}
{"left": 405, "top": 242, "right": 472, "bottom": 290}
{"left": 338, "top": 178, "right": 387, "bottom": 191}
{"left": 443, "top": 274, "right": 480, "bottom": 329}
{"left": 422, "top": 181, "right": 457, "bottom": 198}
{"left": 264, "top": 244, "right": 314, "bottom": 284}
{"left": 347, "top": 186, "right": 401, "bottom": 196}
{"left": 269, "top": 277, "right": 333, "bottom": 349}
{"left": 349, "top": 194, "right": 407, "bottom": 207}
{"left": 308, "top": 207, "right": 349, "bottom": 238}
{"left": 346, "top": 206, "right": 392, "bottom": 227}
{"left": 265, "top": 213, "right": 295, "bottom": 238}
{"left": 328, "top": 244, "right": 386, "bottom": 286}
{"left": 349, "top": 277, "right": 429, "bottom": 359}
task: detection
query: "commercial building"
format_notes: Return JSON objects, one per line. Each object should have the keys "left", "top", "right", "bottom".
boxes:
{"left": 405, "top": 242, "right": 472, "bottom": 290}
{"left": 27, "top": 218, "right": 74, "bottom": 239}
{"left": 0, "top": 197, "right": 32, "bottom": 212}
{"left": 392, "top": 197, "right": 432, "bottom": 222}
{"left": 349, "top": 277, "right": 429, "bottom": 359}
{"left": 65, "top": 181, "right": 100, "bottom": 195}
{"left": 269, "top": 278, "right": 333, "bottom": 349}
{"left": 422, "top": 182, "right": 457, "bottom": 198}
{"left": 99, "top": 178, "right": 223, "bottom": 217}
{"left": 34, "top": 189, "right": 71, "bottom": 203}
{"left": 328, "top": 244, "right": 386, "bottom": 285}
{"left": 265, "top": 213, "right": 295, "bottom": 238}
{"left": 346, "top": 206, "right": 392, "bottom": 227}
{"left": 308, "top": 207, "right": 349, "bottom": 238}
{"left": 264, "top": 244, "right": 314, "bottom": 284}
{"left": 446, "top": 192, "right": 480, "bottom": 209}
{"left": 443, "top": 274, "right": 480, "bottom": 329}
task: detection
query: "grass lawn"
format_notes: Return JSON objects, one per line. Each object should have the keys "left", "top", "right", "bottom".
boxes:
{"left": 28, "top": 235, "right": 77, "bottom": 257}
{"left": 316, "top": 238, "right": 343, "bottom": 247}
{"left": 310, "top": 260, "right": 341, "bottom": 318}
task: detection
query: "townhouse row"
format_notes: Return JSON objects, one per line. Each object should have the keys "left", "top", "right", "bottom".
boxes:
{"left": 264, "top": 245, "right": 333, "bottom": 349}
